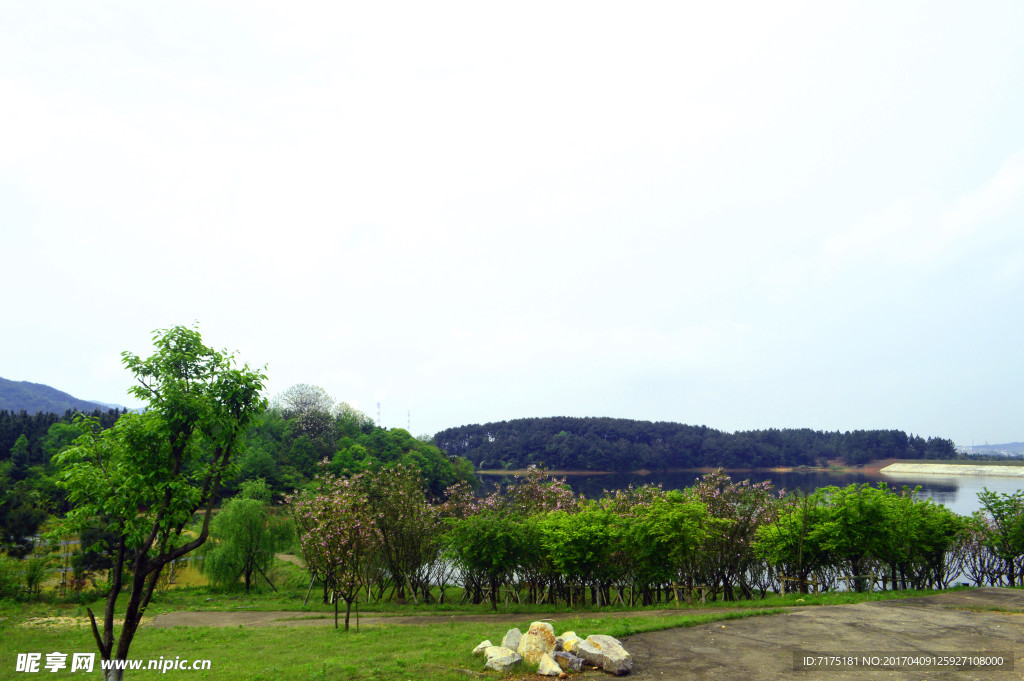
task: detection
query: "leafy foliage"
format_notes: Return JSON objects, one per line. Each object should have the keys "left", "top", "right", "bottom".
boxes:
{"left": 234, "top": 386, "right": 474, "bottom": 498}
{"left": 200, "top": 491, "right": 293, "bottom": 592}
{"left": 53, "top": 325, "right": 267, "bottom": 670}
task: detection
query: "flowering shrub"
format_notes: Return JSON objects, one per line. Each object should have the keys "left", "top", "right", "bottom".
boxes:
{"left": 690, "top": 469, "right": 781, "bottom": 600}
{"left": 289, "top": 472, "right": 378, "bottom": 629}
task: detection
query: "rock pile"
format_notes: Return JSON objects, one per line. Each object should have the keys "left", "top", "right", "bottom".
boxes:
{"left": 472, "top": 621, "right": 632, "bottom": 676}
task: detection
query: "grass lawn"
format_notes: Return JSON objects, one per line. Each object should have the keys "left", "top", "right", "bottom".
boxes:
{"left": 3, "top": 606, "right": 783, "bottom": 680}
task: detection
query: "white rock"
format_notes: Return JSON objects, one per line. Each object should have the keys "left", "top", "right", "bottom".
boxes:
{"left": 518, "top": 621, "right": 557, "bottom": 664}
{"left": 537, "top": 653, "right": 562, "bottom": 676}
{"left": 575, "top": 634, "right": 632, "bottom": 676}
{"left": 472, "top": 640, "right": 493, "bottom": 656}
{"left": 501, "top": 627, "right": 522, "bottom": 651}
{"left": 557, "top": 631, "right": 580, "bottom": 653}
{"left": 483, "top": 646, "right": 522, "bottom": 672}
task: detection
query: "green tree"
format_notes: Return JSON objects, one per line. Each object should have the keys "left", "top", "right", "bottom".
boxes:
{"left": 627, "top": 490, "right": 711, "bottom": 600}
{"left": 815, "top": 484, "right": 890, "bottom": 591}
{"left": 43, "top": 422, "right": 81, "bottom": 461}
{"left": 537, "top": 501, "right": 628, "bottom": 607}
{"left": 0, "top": 479, "right": 47, "bottom": 557}
{"left": 755, "top": 489, "right": 830, "bottom": 593}
{"left": 200, "top": 484, "right": 292, "bottom": 592}
{"left": 445, "top": 509, "right": 523, "bottom": 610}
{"left": 9, "top": 433, "right": 30, "bottom": 478}
{"left": 977, "top": 488, "right": 1024, "bottom": 586}
{"left": 54, "top": 326, "right": 266, "bottom": 679}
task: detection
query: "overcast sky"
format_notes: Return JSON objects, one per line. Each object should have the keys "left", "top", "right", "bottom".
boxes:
{"left": 2, "top": 2, "right": 1023, "bottom": 447}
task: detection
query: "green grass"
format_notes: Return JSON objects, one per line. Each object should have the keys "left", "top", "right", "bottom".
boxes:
{"left": 0, "top": 573, "right": 964, "bottom": 624}
{"left": 1, "top": 607, "right": 783, "bottom": 680}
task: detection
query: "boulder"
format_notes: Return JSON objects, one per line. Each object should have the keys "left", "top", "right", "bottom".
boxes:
{"left": 501, "top": 627, "right": 522, "bottom": 651}
{"left": 575, "top": 634, "right": 632, "bottom": 676}
{"left": 517, "top": 621, "right": 557, "bottom": 664}
{"left": 557, "top": 631, "right": 580, "bottom": 653}
{"left": 483, "top": 646, "right": 522, "bottom": 672}
{"left": 537, "top": 653, "right": 562, "bottom": 676}
{"left": 471, "top": 640, "right": 493, "bottom": 656}
{"left": 553, "top": 651, "right": 584, "bottom": 672}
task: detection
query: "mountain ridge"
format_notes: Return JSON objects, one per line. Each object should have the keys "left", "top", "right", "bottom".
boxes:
{"left": 0, "top": 376, "right": 117, "bottom": 415}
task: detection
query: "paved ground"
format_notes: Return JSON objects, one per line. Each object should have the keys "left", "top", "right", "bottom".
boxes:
{"left": 622, "top": 588, "right": 1024, "bottom": 680}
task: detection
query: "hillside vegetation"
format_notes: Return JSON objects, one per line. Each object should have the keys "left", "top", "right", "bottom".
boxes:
{"left": 435, "top": 416, "right": 958, "bottom": 470}
{"left": 0, "top": 377, "right": 110, "bottom": 415}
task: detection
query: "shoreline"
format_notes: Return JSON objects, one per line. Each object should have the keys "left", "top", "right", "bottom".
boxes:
{"left": 475, "top": 463, "right": 891, "bottom": 477}
{"left": 476, "top": 459, "right": 1024, "bottom": 478}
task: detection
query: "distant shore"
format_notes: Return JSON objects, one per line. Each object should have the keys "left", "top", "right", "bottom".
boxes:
{"left": 475, "top": 463, "right": 882, "bottom": 477}
{"left": 880, "top": 462, "right": 1024, "bottom": 478}
{"left": 477, "top": 459, "right": 1024, "bottom": 478}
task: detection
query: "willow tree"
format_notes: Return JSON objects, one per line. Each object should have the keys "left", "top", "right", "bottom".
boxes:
{"left": 54, "top": 326, "right": 266, "bottom": 679}
{"left": 200, "top": 480, "right": 293, "bottom": 592}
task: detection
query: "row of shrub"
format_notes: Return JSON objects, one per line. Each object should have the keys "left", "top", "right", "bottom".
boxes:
{"left": 289, "top": 465, "right": 1024, "bottom": 621}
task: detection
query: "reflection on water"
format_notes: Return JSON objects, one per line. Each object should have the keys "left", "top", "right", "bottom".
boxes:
{"left": 477, "top": 468, "right": 1024, "bottom": 517}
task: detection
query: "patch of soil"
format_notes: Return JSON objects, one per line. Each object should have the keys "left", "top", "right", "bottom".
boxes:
{"left": 622, "top": 588, "right": 1024, "bottom": 680}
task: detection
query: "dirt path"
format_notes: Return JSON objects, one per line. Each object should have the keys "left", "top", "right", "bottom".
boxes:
{"left": 622, "top": 588, "right": 1024, "bottom": 680}
{"left": 147, "top": 606, "right": 750, "bottom": 629}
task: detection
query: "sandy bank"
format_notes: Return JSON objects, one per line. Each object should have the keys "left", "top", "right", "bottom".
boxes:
{"left": 881, "top": 462, "right": 1024, "bottom": 478}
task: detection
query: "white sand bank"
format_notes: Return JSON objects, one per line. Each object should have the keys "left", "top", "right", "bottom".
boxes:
{"left": 880, "top": 463, "right": 1024, "bottom": 478}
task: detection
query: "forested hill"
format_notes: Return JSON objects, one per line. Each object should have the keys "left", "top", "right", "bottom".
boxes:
{"left": 434, "top": 417, "right": 958, "bottom": 470}
{"left": 0, "top": 377, "right": 111, "bottom": 415}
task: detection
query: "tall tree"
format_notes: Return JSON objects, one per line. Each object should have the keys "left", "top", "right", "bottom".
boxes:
{"left": 272, "top": 384, "right": 336, "bottom": 443}
{"left": 54, "top": 326, "right": 266, "bottom": 679}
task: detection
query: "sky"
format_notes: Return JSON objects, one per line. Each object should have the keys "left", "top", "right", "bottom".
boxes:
{"left": 2, "top": 1, "right": 1023, "bottom": 447}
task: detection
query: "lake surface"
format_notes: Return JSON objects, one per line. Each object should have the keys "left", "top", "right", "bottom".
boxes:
{"left": 477, "top": 468, "right": 1024, "bottom": 517}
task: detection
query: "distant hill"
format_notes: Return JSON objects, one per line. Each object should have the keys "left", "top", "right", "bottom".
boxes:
{"left": 0, "top": 377, "right": 113, "bottom": 415}
{"left": 962, "top": 442, "right": 1024, "bottom": 457}
{"left": 435, "top": 416, "right": 958, "bottom": 470}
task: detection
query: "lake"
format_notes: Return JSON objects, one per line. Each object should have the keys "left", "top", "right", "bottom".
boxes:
{"left": 477, "top": 468, "right": 1024, "bottom": 517}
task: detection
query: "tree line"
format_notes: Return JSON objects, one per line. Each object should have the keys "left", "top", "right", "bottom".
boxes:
{"left": 290, "top": 464, "right": 1023, "bottom": 627}
{"left": 434, "top": 416, "right": 958, "bottom": 470}
{"left": 0, "top": 386, "right": 475, "bottom": 560}
{"left": 0, "top": 408, "right": 124, "bottom": 558}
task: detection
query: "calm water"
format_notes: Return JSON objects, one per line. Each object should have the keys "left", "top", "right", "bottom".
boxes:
{"left": 478, "top": 469, "right": 1024, "bottom": 517}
